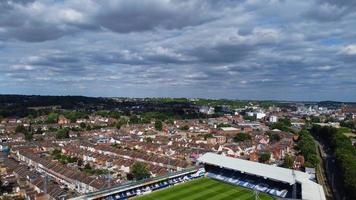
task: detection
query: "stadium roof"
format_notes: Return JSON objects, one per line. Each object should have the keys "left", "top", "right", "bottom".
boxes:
{"left": 220, "top": 127, "right": 239, "bottom": 131}
{"left": 198, "top": 153, "right": 326, "bottom": 200}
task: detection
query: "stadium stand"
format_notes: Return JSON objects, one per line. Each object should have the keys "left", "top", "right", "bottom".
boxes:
{"left": 198, "top": 153, "right": 326, "bottom": 200}
{"left": 205, "top": 164, "right": 293, "bottom": 198}
{"left": 69, "top": 167, "right": 205, "bottom": 200}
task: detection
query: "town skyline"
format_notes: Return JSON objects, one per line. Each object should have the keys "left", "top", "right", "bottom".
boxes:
{"left": 1, "top": 93, "right": 356, "bottom": 103}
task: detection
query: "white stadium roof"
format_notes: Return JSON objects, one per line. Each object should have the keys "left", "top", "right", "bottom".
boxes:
{"left": 220, "top": 127, "right": 239, "bottom": 131}
{"left": 198, "top": 153, "right": 326, "bottom": 200}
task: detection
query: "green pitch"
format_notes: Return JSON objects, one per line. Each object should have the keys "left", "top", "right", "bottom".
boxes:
{"left": 133, "top": 177, "right": 274, "bottom": 200}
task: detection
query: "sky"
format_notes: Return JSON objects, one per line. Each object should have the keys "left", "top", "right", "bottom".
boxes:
{"left": 0, "top": 0, "right": 356, "bottom": 101}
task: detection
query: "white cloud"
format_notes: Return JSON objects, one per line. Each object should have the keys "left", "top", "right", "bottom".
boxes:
{"left": 342, "top": 45, "right": 356, "bottom": 55}
{"left": 0, "top": 0, "right": 355, "bottom": 101}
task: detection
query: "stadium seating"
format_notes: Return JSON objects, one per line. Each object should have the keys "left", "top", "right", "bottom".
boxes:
{"left": 104, "top": 169, "right": 205, "bottom": 200}
{"left": 205, "top": 165, "right": 292, "bottom": 198}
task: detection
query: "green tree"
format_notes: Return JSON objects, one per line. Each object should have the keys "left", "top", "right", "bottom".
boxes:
{"left": 56, "top": 128, "right": 70, "bottom": 139}
{"left": 155, "top": 120, "right": 163, "bottom": 131}
{"left": 340, "top": 120, "right": 355, "bottom": 129}
{"left": 259, "top": 152, "right": 271, "bottom": 163}
{"left": 116, "top": 118, "right": 128, "bottom": 129}
{"left": 180, "top": 125, "right": 189, "bottom": 131}
{"left": 267, "top": 132, "right": 281, "bottom": 142}
{"left": 204, "top": 133, "right": 214, "bottom": 140}
{"left": 24, "top": 132, "right": 33, "bottom": 141}
{"left": 310, "top": 116, "right": 321, "bottom": 123}
{"left": 63, "top": 111, "right": 87, "bottom": 123}
{"left": 217, "top": 123, "right": 231, "bottom": 128}
{"left": 146, "top": 137, "right": 153, "bottom": 143}
{"left": 15, "top": 125, "right": 27, "bottom": 133}
{"left": 233, "top": 133, "right": 251, "bottom": 142}
{"left": 243, "top": 115, "right": 255, "bottom": 121}
{"left": 297, "top": 130, "right": 319, "bottom": 167}
{"left": 279, "top": 118, "right": 292, "bottom": 127}
{"left": 129, "top": 115, "right": 140, "bottom": 124}
{"left": 52, "top": 149, "right": 61, "bottom": 156}
{"left": 310, "top": 125, "right": 356, "bottom": 199}
{"left": 47, "top": 112, "right": 59, "bottom": 123}
{"left": 283, "top": 154, "right": 294, "bottom": 169}
{"left": 80, "top": 122, "right": 86, "bottom": 129}
{"left": 77, "top": 158, "right": 83, "bottom": 167}
{"left": 130, "top": 162, "right": 151, "bottom": 180}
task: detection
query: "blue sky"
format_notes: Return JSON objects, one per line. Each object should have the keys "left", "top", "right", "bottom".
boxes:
{"left": 1, "top": 0, "right": 356, "bottom": 101}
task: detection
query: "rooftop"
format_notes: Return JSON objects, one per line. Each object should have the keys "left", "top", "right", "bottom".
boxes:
{"left": 198, "top": 152, "right": 326, "bottom": 200}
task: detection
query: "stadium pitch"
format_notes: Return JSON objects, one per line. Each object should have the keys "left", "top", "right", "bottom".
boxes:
{"left": 133, "top": 177, "right": 274, "bottom": 200}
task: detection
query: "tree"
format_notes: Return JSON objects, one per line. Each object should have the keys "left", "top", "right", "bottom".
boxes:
{"left": 145, "top": 137, "right": 153, "bottom": 143}
{"left": 297, "top": 130, "right": 319, "bottom": 167}
{"left": 77, "top": 158, "right": 83, "bottom": 167}
{"left": 243, "top": 115, "right": 255, "bottom": 121}
{"left": 130, "top": 162, "right": 150, "bottom": 180}
{"left": 47, "top": 113, "right": 59, "bottom": 123}
{"left": 15, "top": 125, "right": 27, "bottom": 133}
{"left": 233, "top": 133, "right": 251, "bottom": 142}
{"left": 52, "top": 149, "right": 61, "bottom": 156}
{"left": 259, "top": 152, "right": 271, "bottom": 163}
{"left": 35, "top": 127, "right": 42, "bottom": 135}
{"left": 180, "top": 125, "right": 189, "bottom": 131}
{"left": 340, "top": 120, "right": 355, "bottom": 130}
{"left": 56, "top": 128, "right": 70, "bottom": 139}
{"left": 310, "top": 116, "right": 321, "bottom": 123}
{"left": 64, "top": 111, "right": 87, "bottom": 123}
{"left": 24, "top": 132, "right": 33, "bottom": 141}
{"left": 269, "top": 117, "right": 293, "bottom": 132}
{"left": 283, "top": 154, "right": 294, "bottom": 169}
{"left": 310, "top": 125, "right": 356, "bottom": 199}
{"left": 279, "top": 118, "right": 292, "bottom": 127}
{"left": 80, "top": 122, "right": 86, "bottom": 129}
{"left": 129, "top": 115, "right": 140, "bottom": 124}
{"left": 268, "top": 132, "right": 281, "bottom": 142}
{"left": 204, "top": 133, "right": 214, "bottom": 140}
{"left": 167, "top": 118, "right": 174, "bottom": 125}
{"left": 84, "top": 163, "right": 92, "bottom": 170}
{"left": 116, "top": 118, "right": 127, "bottom": 129}
{"left": 155, "top": 120, "right": 163, "bottom": 131}
{"left": 217, "top": 123, "right": 230, "bottom": 128}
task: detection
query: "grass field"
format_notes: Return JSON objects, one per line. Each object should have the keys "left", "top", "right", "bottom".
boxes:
{"left": 133, "top": 177, "right": 274, "bottom": 200}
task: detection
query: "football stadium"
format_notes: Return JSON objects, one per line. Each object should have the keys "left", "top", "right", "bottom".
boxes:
{"left": 70, "top": 153, "right": 326, "bottom": 200}
{"left": 133, "top": 177, "right": 274, "bottom": 200}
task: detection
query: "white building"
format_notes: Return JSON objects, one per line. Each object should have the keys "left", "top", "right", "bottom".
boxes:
{"left": 255, "top": 112, "right": 266, "bottom": 119}
{"left": 269, "top": 115, "right": 278, "bottom": 123}
{"left": 199, "top": 106, "right": 215, "bottom": 115}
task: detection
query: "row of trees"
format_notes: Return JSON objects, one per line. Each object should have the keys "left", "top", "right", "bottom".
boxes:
{"left": 269, "top": 118, "right": 295, "bottom": 133}
{"left": 311, "top": 125, "right": 356, "bottom": 200}
{"left": 340, "top": 120, "right": 356, "bottom": 130}
{"left": 51, "top": 149, "right": 79, "bottom": 164}
{"left": 47, "top": 111, "right": 88, "bottom": 123}
{"left": 233, "top": 133, "right": 251, "bottom": 142}
{"left": 15, "top": 125, "right": 35, "bottom": 141}
{"left": 297, "top": 130, "right": 319, "bottom": 168}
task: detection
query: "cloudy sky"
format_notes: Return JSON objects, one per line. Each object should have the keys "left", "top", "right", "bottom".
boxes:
{"left": 1, "top": 0, "right": 356, "bottom": 101}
